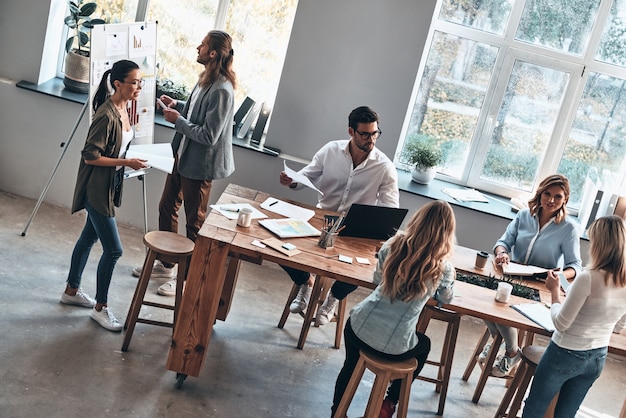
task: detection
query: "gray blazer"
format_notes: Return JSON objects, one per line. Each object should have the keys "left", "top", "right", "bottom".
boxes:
{"left": 172, "top": 76, "right": 235, "bottom": 181}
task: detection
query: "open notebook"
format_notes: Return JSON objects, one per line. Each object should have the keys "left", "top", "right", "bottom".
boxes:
{"left": 502, "top": 261, "right": 547, "bottom": 277}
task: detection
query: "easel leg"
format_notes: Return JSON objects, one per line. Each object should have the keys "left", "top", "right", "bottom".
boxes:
{"left": 21, "top": 101, "right": 89, "bottom": 236}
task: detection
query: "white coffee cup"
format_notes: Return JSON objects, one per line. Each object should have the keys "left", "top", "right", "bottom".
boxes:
{"left": 236, "top": 207, "right": 253, "bottom": 227}
{"left": 495, "top": 282, "right": 513, "bottom": 303}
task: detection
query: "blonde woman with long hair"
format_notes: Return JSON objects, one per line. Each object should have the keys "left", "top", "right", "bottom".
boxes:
{"left": 522, "top": 216, "right": 626, "bottom": 417}
{"left": 331, "top": 200, "right": 456, "bottom": 418}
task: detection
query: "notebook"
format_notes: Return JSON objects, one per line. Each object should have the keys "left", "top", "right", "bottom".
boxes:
{"left": 338, "top": 204, "right": 409, "bottom": 240}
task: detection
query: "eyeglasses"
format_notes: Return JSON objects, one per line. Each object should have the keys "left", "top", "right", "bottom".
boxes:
{"left": 354, "top": 128, "right": 382, "bottom": 140}
{"left": 121, "top": 79, "right": 145, "bottom": 88}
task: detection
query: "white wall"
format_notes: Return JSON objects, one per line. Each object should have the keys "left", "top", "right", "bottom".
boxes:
{"left": 0, "top": 0, "right": 579, "bottom": 260}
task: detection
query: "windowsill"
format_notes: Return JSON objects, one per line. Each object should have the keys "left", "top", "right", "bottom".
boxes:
{"left": 16, "top": 77, "right": 281, "bottom": 157}
{"left": 397, "top": 170, "right": 518, "bottom": 221}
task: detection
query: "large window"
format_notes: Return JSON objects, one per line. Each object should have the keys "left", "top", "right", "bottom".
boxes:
{"left": 59, "top": 0, "right": 298, "bottom": 109}
{"left": 398, "top": 0, "right": 626, "bottom": 209}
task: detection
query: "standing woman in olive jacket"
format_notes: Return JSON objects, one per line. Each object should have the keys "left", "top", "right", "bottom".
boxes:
{"left": 60, "top": 60, "right": 147, "bottom": 332}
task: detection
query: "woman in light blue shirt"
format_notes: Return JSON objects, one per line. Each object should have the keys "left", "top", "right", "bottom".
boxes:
{"left": 486, "top": 174, "right": 582, "bottom": 377}
{"left": 331, "top": 200, "right": 456, "bottom": 418}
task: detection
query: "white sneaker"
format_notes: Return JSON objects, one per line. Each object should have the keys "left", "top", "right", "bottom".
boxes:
{"left": 157, "top": 279, "right": 178, "bottom": 297}
{"left": 478, "top": 341, "right": 505, "bottom": 365}
{"left": 60, "top": 289, "right": 96, "bottom": 308}
{"left": 492, "top": 350, "right": 522, "bottom": 377}
{"left": 289, "top": 284, "right": 312, "bottom": 313}
{"left": 91, "top": 306, "right": 123, "bottom": 332}
{"left": 316, "top": 293, "right": 339, "bottom": 326}
{"left": 132, "top": 260, "right": 176, "bottom": 279}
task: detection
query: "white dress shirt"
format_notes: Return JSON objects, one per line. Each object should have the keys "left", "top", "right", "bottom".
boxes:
{"left": 296, "top": 139, "right": 399, "bottom": 212}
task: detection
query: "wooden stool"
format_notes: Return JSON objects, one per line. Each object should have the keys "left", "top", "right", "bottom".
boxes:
{"left": 463, "top": 326, "right": 534, "bottom": 403}
{"left": 334, "top": 350, "right": 418, "bottom": 418}
{"left": 620, "top": 397, "right": 626, "bottom": 418}
{"left": 121, "top": 231, "right": 195, "bottom": 352}
{"left": 415, "top": 304, "right": 461, "bottom": 416}
{"left": 278, "top": 274, "right": 347, "bottom": 349}
{"left": 494, "top": 345, "right": 560, "bottom": 418}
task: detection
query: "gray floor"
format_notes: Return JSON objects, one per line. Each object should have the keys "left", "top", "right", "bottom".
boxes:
{"left": 1, "top": 190, "right": 624, "bottom": 418}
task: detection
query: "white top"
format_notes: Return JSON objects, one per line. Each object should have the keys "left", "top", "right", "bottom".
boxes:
{"left": 295, "top": 140, "right": 399, "bottom": 212}
{"left": 178, "top": 87, "right": 201, "bottom": 158}
{"left": 551, "top": 269, "right": 626, "bottom": 350}
{"left": 116, "top": 128, "right": 134, "bottom": 170}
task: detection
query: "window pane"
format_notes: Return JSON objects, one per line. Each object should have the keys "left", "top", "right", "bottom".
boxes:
{"left": 559, "top": 73, "right": 626, "bottom": 206}
{"left": 515, "top": 0, "right": 600, "bottom": 55}
{"left": 596, "top": 0, "right": 626, "bottom": 67}
{"left": 224, "top": 0, "right": 298, "bottom": 107}
{"left": 402, "top": 32, "right": 498, "bottom": 179}
{"left": 480, "top": 61, "right": 570, "bottom": 191}
{"left": 95, "top": 0, "right": 139, "bottom": 23}
{"left": 147, "top": 0, "right": 220, "bottom": 90}
{"left": 439, "top": 0, "right": 514, "bottom": 35}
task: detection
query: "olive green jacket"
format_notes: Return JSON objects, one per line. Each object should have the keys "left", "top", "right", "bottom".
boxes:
{"left": 71, "top": 99, "right": 124, "bottom": 217}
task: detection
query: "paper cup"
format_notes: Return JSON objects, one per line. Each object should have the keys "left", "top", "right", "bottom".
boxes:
{"left": 495, "top": 282, "right": 513, "bottom": 303}
{"left": 475, "top": 251, "right": 489, "bottom": 269}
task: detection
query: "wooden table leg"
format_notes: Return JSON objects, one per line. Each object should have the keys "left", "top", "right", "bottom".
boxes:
{"left": 216, "top": 257, "right": 241, "bottom": 321}
{"left": 166, "top": 236, "right": 231, "bottom": 378}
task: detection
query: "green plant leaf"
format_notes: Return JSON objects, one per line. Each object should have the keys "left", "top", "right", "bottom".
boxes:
{"left": 79, "top": 3, "right": 98, "bottom": 17}
{"left": 65, "top": 37, "right": 74, "bottom": 53}
{"left": 78, "top": 31, "right": 89, "bottom": 46}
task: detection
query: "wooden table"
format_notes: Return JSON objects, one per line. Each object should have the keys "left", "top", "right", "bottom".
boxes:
{"left": 165, "top": 184, "right": 626, "bottom": 387}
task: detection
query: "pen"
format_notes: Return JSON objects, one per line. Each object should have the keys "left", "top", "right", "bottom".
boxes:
{"left": 220, "top": 206, "right": 240, "bottom": 212}
{"left": 269, "top": 200, "right": 278, "bottom": 206}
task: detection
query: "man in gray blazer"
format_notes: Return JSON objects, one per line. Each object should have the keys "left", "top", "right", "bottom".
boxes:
{"left": 133, "top": 30, "right": 237, "bottom": 296}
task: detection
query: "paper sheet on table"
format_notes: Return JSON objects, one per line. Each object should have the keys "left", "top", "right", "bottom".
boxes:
{"left": 126, "top": 143, "right": 174, "bottom": 174}
{"left": 442, "top": 187, "right": 489, "bottom": 203}
{"left": 283, "top": 160, "right": 324, "bottom": 195}
{"left": 511, "top": 303, "right": 555, "bottom": 332}
{"left": 260, "top": 198, "right": 315, "bottom": 221}
{"left": 209, "top": 203, "right": 268, "bottom": 220}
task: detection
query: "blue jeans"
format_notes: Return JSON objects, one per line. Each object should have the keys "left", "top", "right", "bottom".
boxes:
{"left": 67, "top": 200, "right": 123, "bottom": 304}
{"left": 522, "top": 341, "right": 607, "bottom": 418}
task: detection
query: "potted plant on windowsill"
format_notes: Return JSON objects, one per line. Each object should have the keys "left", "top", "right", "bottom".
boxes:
{"left": 63, "top": 0, "right": 105, "bottom": 93}
{"left": 402, "top": 135, "right": 443, "bottom": 184}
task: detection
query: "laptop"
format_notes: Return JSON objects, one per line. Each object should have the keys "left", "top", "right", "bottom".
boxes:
{"left": 336, "top": 204, "right": 408, "bottom": 240}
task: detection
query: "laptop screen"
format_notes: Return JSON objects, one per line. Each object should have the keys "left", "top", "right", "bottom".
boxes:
{"left": 336, "top": 204, "right": 408, "bottom": 240}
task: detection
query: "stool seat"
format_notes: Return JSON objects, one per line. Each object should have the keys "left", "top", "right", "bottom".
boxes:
{"left": 278, "top": 275, "right": 347, "bottom": 349}
{"left": 122, "top": 231, "right": 194, "bottom": 352}
{"left": 334, "top": 350, "right": 418, "bottom": 418}
{"left": 414, "top": 304, "right": 461, "bottom": 415}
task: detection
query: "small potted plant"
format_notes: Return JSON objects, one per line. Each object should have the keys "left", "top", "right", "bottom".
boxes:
{"left": 402, "top": 136, "right": 443, "bottom": 184}
{"left": 63, "top": 0, "right": 105, "bottom": 93}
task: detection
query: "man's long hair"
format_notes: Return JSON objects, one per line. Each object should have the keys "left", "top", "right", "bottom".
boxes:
{"left": 199, "top": 30, "right": 237, "bottom": 89}
{"left": 380, "top": 200, "right": 456, "bottom": 302}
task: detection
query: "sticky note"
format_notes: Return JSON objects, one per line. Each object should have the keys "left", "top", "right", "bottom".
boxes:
{"left": 355, "top": 257, "right": 370, "bottom": 265}
{"left": 251, "top": 239, "right": 266, "bottom": 248}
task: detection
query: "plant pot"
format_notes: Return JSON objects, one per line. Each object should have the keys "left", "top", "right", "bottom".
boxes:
{"left": 411, "top": 167, "right": 436, "bottom": 184}
{"left": 63, "top": 50, "right": 90, "bottom": 94}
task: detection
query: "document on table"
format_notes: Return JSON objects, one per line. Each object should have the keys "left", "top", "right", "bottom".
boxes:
{"left": 442, "top": 187, "right": 489, "bottom": 203}
{"left": 502, "top": 261, "right": 547, "bottom": 277}
{"left": 511, "top": 303, "right": 555, "bottom": 332}
{"left": 260, "top": 197, "right": 315, "bottom": 221}
{"left": 126, "top": 143, "right": 174, "bottom": 174}
{"left": 209, "top": 203, "right": 267, "bottom": 220}
{"left": 283, "top": 160, "right": 324, "bottom": 195}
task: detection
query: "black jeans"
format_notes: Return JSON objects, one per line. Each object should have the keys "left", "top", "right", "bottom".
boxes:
{"left": 331, "top": 318, "right": 431, "bottom": 415}
{"left": 281, "top": 265, "right": 357, "bottom": 299}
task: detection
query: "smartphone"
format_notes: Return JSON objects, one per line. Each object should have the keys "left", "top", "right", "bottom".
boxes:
{"left": 557, "top": 271, "right": 570, "bottom": 293}
{"left": 156, "top": 97, "right": 167, "bottom": 110}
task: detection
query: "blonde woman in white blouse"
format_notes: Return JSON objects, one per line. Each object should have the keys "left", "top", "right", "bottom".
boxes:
{"left": 522, "top": 216, "right": 626, "bottom": 417}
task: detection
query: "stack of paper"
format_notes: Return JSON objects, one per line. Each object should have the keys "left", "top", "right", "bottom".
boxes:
{"left": 260, "top": 198, "right": 315, "bottom": 221}
{"left": 502, "top": 261, "right": 547, "bottom": 277}
{"left": 442, "top": 188, "right": 488, "bottom": 203}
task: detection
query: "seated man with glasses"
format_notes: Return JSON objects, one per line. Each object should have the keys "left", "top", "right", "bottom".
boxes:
{"left": 279, "top": 105, "right": 399, "bottom": 325}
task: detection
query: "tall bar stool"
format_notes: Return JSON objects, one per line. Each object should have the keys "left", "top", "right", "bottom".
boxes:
{"left": 122, "top": 231, "right": 195, "bottom": 352}
{"left": 414, "top": 304, "right": 461, "bottom": 416}
{"left": 463, "top": 326, "right": 534, "bottom": 403}
{"left": 494, "top": 344, "right": 559, "bottom": 418}
{"left": 278, "top": 274, "right": 347, "bottom": 349}
{"left": 334, "top": 350, "right": 417, "bottom": 418}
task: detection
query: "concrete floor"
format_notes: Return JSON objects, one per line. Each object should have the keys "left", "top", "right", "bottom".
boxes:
{"left": 1, "top": 190, "right": 625, "bottom": 418}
